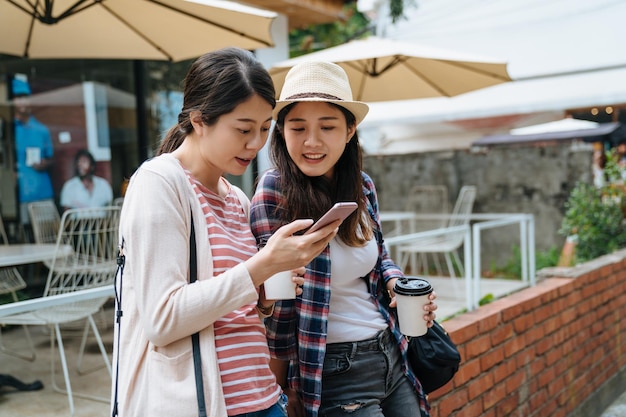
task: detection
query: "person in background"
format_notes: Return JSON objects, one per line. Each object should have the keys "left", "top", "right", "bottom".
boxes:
{"left": 12, "top": 78, "right": 54, "bottom": 235}
{"left": 250, "top": 61, "right": 438, "bottom": 417}
{"left": 591, "top": 144, "right": 607, "bottom": 188}
{"left": 60, "top": 149, "right": 113, "bottom": 211}
{"left": 112, "top": 47, "right": 340, "bottom": 417}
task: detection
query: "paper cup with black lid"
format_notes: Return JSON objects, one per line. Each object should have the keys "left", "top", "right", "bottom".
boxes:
{"left": 393, "top": 277, "right": 433, "bottom": 336}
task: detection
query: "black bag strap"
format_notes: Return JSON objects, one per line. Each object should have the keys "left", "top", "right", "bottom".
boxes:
{"left": 111, "top": 212, "right": 207, "bottom": 417}
{"left": 189, "top": 213, "right": 207, "bottom": 417}
{"left": 112, "top": 238, "right": 125, "bottom": 417}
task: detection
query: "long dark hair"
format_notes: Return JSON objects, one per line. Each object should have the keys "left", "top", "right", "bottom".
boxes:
{"left": 271, "top": 102, "right": 373, "bottom": 246}
{"left": 157, "top": 47, "right": 275, "bottom": 154}
{"left": 74, "top": 149, "right": 96, "bottom": 177}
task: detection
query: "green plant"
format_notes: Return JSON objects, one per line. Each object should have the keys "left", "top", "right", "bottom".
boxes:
{"left": 602, "top": 148, "right": 623, "bottom": 184}
{"left": 560, "top": 182, "right": 626, "bottom": 262}
{"left": 488, "top": 245, "right": 560, "bottom": 279}
{"left": 478, "top": 293, "right": 494, "bottom": 306}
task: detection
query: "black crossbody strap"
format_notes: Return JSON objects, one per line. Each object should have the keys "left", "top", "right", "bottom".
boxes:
{"left": 112, "top": 238, "right": 125, "bottom": 417}
{"left": 111, "top": 212, "right": 207, "bottom": 417}
{"left": 189, "top": 213, "right": 207, "bottom": 417}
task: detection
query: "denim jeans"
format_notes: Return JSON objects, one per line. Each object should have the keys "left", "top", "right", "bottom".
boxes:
{"left": 320, "top": 328, "right": 421, "bottom": 417}
{"left": 232, "top": 393, "right": 288, "bottom": 417}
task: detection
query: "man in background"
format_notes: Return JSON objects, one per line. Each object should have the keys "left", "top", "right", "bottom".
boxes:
{"left": 60, "top": 149, "right": 113, "bottom": 211}
{"left": 12, "top": 78, "right": 55, "bottom": 239}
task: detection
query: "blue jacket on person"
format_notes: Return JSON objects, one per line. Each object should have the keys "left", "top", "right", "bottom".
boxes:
{"left": 15, "top": 116, "right": 54, "bottom": 203}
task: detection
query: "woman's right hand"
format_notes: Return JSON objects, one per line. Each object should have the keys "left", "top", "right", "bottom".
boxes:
{"left": 284, "top": 387, "right": 305, "bottom": 417}
{"left": 246, "top": 219, "right": 339, "bottom": 287}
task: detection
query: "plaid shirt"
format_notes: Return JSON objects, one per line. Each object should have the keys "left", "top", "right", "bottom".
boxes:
{"left": 250, "top": 170, "right": 430, "bottom": 417}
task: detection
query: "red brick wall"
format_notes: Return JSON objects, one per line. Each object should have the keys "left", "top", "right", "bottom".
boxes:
{"left": 428, "top": 250, "right": 626, "bottom": 416}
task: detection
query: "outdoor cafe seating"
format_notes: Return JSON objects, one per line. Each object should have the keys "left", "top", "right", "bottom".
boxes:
{"left": 0, "top": 212, "right": 36, "bottom": 361}
{"left": 396, "top": 185, "right": 477, "bottom": 280}
{"left": 381, "top": 185, "right": 535, "bottom": 314}
{"left": 0, "top": 206, "right": 120, "bottom": 417}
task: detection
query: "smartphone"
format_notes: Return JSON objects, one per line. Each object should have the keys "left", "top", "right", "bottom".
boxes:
{"left": 304, "top": 202, "right": 358, "bottom": 235}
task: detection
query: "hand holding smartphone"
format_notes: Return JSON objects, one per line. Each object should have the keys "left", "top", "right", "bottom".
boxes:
{"left": 304, "top": 202, "right": 358, "bottom": 235}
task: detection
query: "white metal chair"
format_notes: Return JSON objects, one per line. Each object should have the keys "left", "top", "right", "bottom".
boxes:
{"left": 0, "top": 206, "right": 120, "bottom": 416}
{"left": 397, "top": 185, "right": 477, "bottom": 279}
{"left": 28, "top": 201, "right": 61, "bottom": 263}
{"left": 30, "top": 201, "right": 112, "bottom": 363}
{"left": 405, "top": 185, "right": 449, "bottom": 232}
{"left": 0, "top": 215, "right": 36, "bottom": 361}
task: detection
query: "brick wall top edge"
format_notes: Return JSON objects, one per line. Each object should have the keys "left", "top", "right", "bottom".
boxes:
{"left": 537, "top": 249, "right": 626, "bottom": 280}
{"left": 443, "top": 278, "right": 571, "bottom": 334}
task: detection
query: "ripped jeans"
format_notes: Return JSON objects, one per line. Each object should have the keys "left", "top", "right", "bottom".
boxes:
{"left": 320, "top": 328, "right": 421, "bottom": 417}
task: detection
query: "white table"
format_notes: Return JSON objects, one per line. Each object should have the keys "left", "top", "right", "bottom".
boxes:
{"left": 0, "top": 244, "right": 71, "bottom": 268}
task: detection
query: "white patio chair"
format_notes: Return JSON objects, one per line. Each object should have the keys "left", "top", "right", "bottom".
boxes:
{"left": 405, "top": 185, "right": 449, "bottom": 232}
{"left": 28, "top": 200, "right": 61, "bottom": 260}
{"left": 0, "top": 214, "right": 36, "bottom": 361}
{"left": 30, "top": 201, "right": 113, "bottom": 358}
{"left": 0, "top": 206, "right": 121, "bottom": 416}
{"left": 398, "top": 185, "right": 451, "bottom": 276}
{"left": 397, "top": 185, "right": 477, "bottom": 280}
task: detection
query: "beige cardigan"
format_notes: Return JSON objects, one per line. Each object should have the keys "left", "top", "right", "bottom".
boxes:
{"left": 112, "top": 154, "right": 259, "bottom": 417}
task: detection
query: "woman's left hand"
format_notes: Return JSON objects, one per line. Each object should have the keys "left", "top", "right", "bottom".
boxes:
{"left": 292, "top": 268, "right": 305, "bottom": 296}
{"left": 424, "top": 291, "right": 438, "bottom": 327}
{"left": 387, "top": 279, "right": 438, "bottom": 327}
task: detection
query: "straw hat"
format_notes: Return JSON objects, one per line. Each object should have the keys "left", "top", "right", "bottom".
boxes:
{"left": 274, "top": 61, "right": 369, "bottom": 125}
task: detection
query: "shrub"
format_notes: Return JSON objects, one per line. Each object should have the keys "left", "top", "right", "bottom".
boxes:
{"left": 560, "top": 181, "right": 626, "bottom": 262}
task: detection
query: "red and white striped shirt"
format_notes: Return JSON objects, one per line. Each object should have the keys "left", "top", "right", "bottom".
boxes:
{"left": 188, "top": 174, "right": 280, "bottom": 415}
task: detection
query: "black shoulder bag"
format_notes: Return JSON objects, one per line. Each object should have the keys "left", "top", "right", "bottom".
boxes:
{"left": 408, "top": 320, "right": 461, "bottom": 394}
{"left": 112, "top": 214, "right": 206, "bottom": 417}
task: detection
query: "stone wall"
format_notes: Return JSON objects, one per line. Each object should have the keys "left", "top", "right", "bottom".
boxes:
{"left": 426, "top": 249, "right": 626, "bottom": 416}
{"left": 363, "top": 141, "right": 594, "bottom": 267}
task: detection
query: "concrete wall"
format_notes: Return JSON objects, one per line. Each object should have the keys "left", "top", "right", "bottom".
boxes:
{"left": 426, "top": 249, "right": 626, "bottom": 416}
{"left": 363, "top": 141, "right": 594, "bottom": 267}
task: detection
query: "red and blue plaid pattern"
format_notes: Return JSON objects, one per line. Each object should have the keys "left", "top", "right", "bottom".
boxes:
{"left": 250, "top": 170, "right": 430, "bottom": 417}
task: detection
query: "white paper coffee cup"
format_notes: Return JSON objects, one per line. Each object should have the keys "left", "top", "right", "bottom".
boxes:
{"left": 394, "top": 277, "right": 433, "bottom": 336}
{"left": 263, "top": 271, "right": 297, "bottom": 300}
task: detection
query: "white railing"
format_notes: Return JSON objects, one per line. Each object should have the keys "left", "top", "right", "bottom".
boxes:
{"left": 384, "top": 224, "right": 473, "bottom": 311}
{"left": 469, "top": 213, "right": 535, "bottom": 310}
{"left": 382, "top": 212, "right": 535, "bottom": 311}
{"left": 0, "top": 285, "right": 114, "bottom": 318}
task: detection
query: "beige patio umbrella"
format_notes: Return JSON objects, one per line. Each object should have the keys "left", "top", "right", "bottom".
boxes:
{"left": 270, "top": 37, "right": 512, "bottom": 102}
{"left": 0, "top": 0, "right": 276, "bottom": 61}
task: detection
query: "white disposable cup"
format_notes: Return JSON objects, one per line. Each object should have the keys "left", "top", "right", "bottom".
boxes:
{"left": 394, "top": 277, "right": 433, "bottom": 337}
{"left": 263, "top": 271, "right": 297, "bottom": 300}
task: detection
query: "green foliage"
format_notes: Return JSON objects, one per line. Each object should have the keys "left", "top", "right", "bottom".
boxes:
{"left": 560, "top": 182, "right": 626, "bottom": 262}
{"left": 389, "top": 0, "right": 408, "bottom": 23}
{"left": 489, "top": 245, "right": 560, "bottom": 279}
{"left": 478, "top": 293, "right": 494, "bottom": 306}
{"left": 286, "top": 0, "right": 415, "bottom": 55}
{"left": 288, "top": 3, "right": 372, "bottom": 57}
{"left": 536, "top": 246, "right": 561, "bottom": 270}
{"left": 603, "top": 148, "right": 623, "bottom": 184}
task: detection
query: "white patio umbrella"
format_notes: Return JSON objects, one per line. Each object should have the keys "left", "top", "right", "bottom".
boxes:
{"left": 270, "top": 37, "right": 512, "bottom": 102}
{"left": 0, "top": 0, "right": 276, "bottom": 61}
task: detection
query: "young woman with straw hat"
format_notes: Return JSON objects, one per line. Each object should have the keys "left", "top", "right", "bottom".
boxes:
{"left": 250, "top": 61, "right": 438, "bottom": 417}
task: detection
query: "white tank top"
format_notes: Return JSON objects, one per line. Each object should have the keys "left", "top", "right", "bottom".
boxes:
{"left": 326, "top": 236, "right": 388, "bottom": 344}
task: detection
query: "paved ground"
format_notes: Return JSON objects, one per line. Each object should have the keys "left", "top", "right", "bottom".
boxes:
{"left": 0, "top": 278, "right": 623, "bottom": 416}
{"left": 601, "top": 391, "right": 626, "bottom": 417}
{"left": 0, "top": 311, "right": 112, "bottom": 417}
